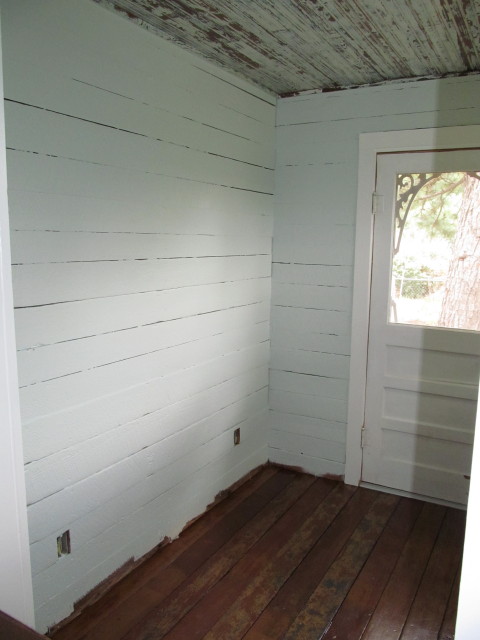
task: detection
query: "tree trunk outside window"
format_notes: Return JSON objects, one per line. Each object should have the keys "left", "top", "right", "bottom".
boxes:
{"left": 439, "top": 175, "right": 480, "bottom": 331}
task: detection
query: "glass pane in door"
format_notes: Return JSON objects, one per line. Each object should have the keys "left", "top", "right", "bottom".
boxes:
{"left": 389, "top": 171, "right": 480, "bottom": 330}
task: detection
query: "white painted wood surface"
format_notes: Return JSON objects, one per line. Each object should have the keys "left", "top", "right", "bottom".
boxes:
{"left": 272, "top": 76, "right": 480, "bottom": 477}
{"left": 1, "top": 0, "right": 275, "bottom": 632}
{"left": 0, "top": 10, "right": 34, "bottom": 627}
{"left": 362, "top": 150, "right": 480, "bottom": 505}
{"left": 456, "top": 377, "right": 480, "bottom": 639}
{"left": 346, "top": 125, "right": 480, "bottom": 487}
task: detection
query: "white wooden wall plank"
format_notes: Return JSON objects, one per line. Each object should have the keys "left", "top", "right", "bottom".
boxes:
{"left": 270, "top": 348, "right": 350, "bottom": 380}
{"left": 272, "top": 282, "right": 351, "bottom": 312}
{"left": 272, "top": 263, "right": 352, "bottom": 287}
{"left": 4, "top": 61, "right": 274, "bottom": 167}
{"left": 276, "top": 125, "right": 357, "bottom": 167}
{"left": 272, "top": 306, "right": 351, "bottom": 337}
{"left": 270, "top": 74, "right": 480, "bottom": 479}
{"left": 272, "top": 227, "right": 355, "bottom": 266}
{"left": 18, "top": 302, "right": 269, "bottom": 387}
{"left": 273, "top": 164, "right": 357, "bottom": 216}
{"left": 276, "top": 77, "right": 480, "bottom": 126}
{"left": 20, "top": 323, "right": 269, "bottom": 421}
{"left": 8, "top": 190, "right": 273, "bottom": 236}
{"left": 270, "top": 330, "right": 350, "bottom": 356}
{"left": 24, "top": 362, "right": 268, "bottom": 464}
{"left": 15, "top": 279, "right": 270, "bottom": 349}
{"left": 7, "top": 154, "right": 272, "bottom": 203}
{"left": 269, "top": 390, "right": 348, "bottom": 423}
{"left": 269, "top": 411, "right": 346, "bottom": 444}
{"left": 13, "top": 255, "right": 270, "bottom": 307}
{"left": 11, "top": 230, "right": 271, "bottom": 264}
{"left": 274, "top": 196, "right": 356, "bottom": 228}
{"left": 5, "top": 63, "right": 274, "bottom": 145}
{"left": 270, "top": 370, "right": 348, "bottom": 400}
{"left": 7, "top": 152, "right": 273, "bottom": 213}
{"left": 276, "top": 112, "right": 480, "bottom": 167}
{"left": 269, "top": 430, "right": 345, "bottom": 463}
{"left": 26, "top": 387, "right": 268, "bottom": 508}
{"left": 5, "top": 104, "right": 274, "bottom": 191}
{"left": 277, "top": 109, "right": 480, "bottom": 168}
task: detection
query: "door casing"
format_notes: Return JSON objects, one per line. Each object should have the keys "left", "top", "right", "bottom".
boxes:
{"left": 345, "top": 125, "right": 480, "bottom": 488}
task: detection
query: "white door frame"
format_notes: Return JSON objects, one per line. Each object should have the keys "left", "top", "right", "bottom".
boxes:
{"left": 0, "top": 11, "right": 35, "bottom": 627}
{"left": 345, "top": 125, "right": 480, "bottom": 487}
{"left": 456, "top": 386, "right": 480, "bottom": 638}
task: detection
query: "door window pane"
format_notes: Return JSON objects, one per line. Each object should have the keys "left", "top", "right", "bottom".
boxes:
{"left": 390, "top": 171, "right": 480, "bottom": 330}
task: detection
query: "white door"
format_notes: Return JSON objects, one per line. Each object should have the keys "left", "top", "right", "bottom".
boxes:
{"left": 362, "top": 150, "right": 480, "bottom": 505}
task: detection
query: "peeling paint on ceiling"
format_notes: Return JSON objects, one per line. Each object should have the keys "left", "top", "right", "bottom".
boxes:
{"left": 94, "top": 0, "right": 480, "bottom": 95}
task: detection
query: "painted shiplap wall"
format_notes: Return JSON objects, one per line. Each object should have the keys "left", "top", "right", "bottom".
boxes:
{"left": 270, "top": 75, "right": 480, "bottom": 476}
{"left": 1, "top": 0, "right": 275, "bottom": 631}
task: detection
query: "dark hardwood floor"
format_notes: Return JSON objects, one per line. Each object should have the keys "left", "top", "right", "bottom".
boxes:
{"left": 50, "top": 466, "right": 465, "bottom": 640}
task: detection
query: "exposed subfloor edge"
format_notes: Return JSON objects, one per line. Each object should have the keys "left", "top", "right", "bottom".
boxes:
{"left": 46, "top": 461, "right": 271, "bottom": 636}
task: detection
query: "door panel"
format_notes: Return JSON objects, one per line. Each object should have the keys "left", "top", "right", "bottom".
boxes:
{"left": 362, "top": 150, "right": 480, "bottom": 505}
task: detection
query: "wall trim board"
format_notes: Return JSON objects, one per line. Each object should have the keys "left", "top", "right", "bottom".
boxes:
{"left": 0, "top": 11, "right": 35, "bottom": 627}
{"left": 279, "top": 70, "right": 480, "bottom": 100}
{"left": 345, "top": 124, "right": 480, "bottom": 487}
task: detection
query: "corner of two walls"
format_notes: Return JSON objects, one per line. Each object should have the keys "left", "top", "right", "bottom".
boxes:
{"left": 2, "top": 0, "right": 275, "bottom": 631}
{"left": 6, "top": 0, "right": 480, "bottom": 632}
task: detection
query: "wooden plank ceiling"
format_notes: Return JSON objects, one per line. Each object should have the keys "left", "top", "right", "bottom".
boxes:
{"left": 94, "top": 0, "right": 480, "bottom": 95}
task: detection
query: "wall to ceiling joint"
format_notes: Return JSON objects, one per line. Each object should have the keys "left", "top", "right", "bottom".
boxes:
{"left": 96, "top": 0, "right": 480, "bottom": 95}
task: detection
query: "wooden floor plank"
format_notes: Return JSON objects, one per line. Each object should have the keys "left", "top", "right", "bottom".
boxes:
{"left": 400, "top": 508, "right": 466, "bottom": 640}
{"left": 360, "top": 502, "right": 447, "bottom": 640}
{"left": 283, "top": 492, "right": 399, "bottom": 640}
{"left": 119, "top": 472, "right": 319, "bottom": 640}
{"left": 49, "top": 468, "right": 465, "bottom": 640}
{"left": 438, "top": 565, "right": 462, "bottom": 640}
{"left": 0, "top": 610, "right": 49, "bottom": 640}
{"left": 243, "top": 487, "right": 382, "bottom": 640}
{"left": 321, "top": 497, "right": 424, "bottom": 640}
{"left": 164, "top": 481, "right": 359, "bottom": 640}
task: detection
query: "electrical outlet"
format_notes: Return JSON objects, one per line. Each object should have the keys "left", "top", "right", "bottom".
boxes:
{"left": 234, "top": 427, "right": 240, "bottom": 445}
{"left": 57, "top": 530, "right": 71, "bottom": 557}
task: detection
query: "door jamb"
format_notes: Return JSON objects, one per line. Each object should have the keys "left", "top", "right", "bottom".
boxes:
{"left": 0, "top": 17, "right": 35, "bottom": 626}
{"left": 345, "top": 125, "right": 480, "bottom": 486}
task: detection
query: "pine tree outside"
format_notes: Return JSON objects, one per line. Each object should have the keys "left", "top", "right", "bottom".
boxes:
{"left": 390, "top": 171, "right": 480, "bottom": 331}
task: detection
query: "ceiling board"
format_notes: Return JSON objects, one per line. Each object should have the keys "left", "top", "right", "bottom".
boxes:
{"left": 94, "top": 0, "right": 480, "bottom": 95}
